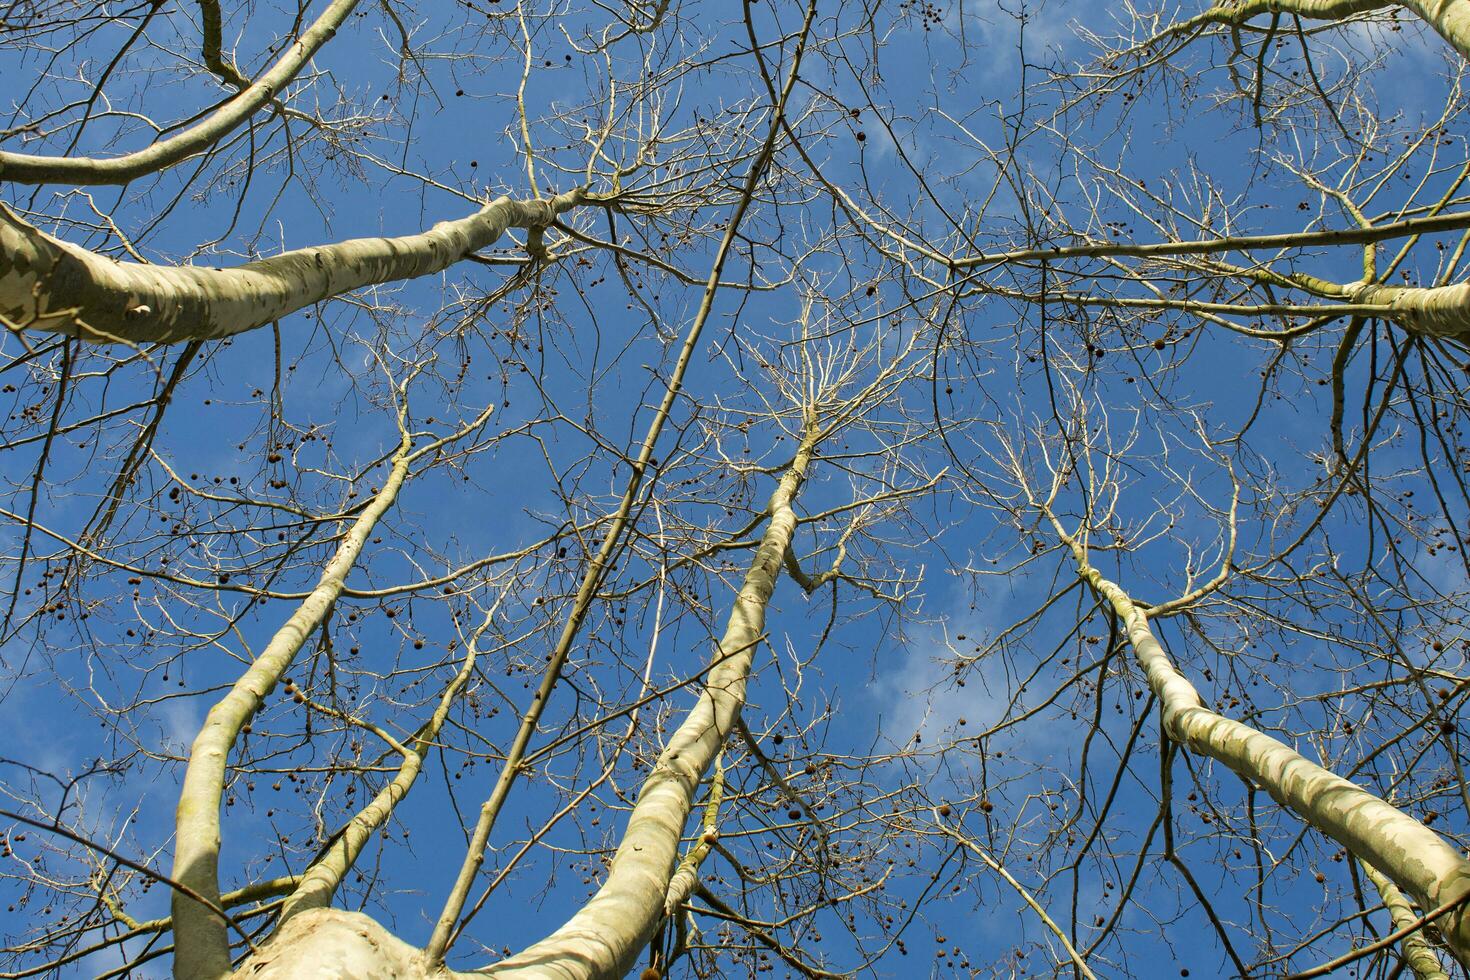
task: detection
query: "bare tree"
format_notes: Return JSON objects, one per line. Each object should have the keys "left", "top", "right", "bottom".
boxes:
{"left": 4, "top": 0, "right": 1470, "bottom": 978}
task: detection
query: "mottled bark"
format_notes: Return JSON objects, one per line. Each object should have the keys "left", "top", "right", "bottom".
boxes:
{"left": 0, "top": 190, "right": 583, "bottom": 344}
{"left": 1361, "top": 860, "right": 1451, "bottom": 980}
{"left": 1350, "top": 279, "right": 1470, "bottom": 341}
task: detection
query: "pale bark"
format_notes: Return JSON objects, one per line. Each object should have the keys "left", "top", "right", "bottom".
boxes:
{"left": 1361, "top": 860, "right": 1451, "bottom": 980}
{"left": 0, "top": 0, "right": 360, "bottom": 185}
{"left": 0, "top": 191, "right": 583, "bottom": 344}
{"left": 1349, "top": 279, "right": 1470, "bottom": 340}
{"left": 1059, "top": 537, "right": 1470, "bottom": 962}
{"left": 274, "top": 627, "right": 481, "bottom": 924}
{"left": 228, "top": 425, "right": 821, "bottom": 980}
{"left": 662, "top": 755, "right": 725, "bottom": 921}
{"left": 1403, "top": 0, "right": 1470, "bottom": 57}
{"left": 1198, "top": 0, "right": 1470, "bottom": 60}
{"left": 230, "top": 909, "right": 425, "bottom": 980}
{"left": 473, "top": 426, "right": 818, "bottom": 979}
{"left": 420, "top": 1, "right": 817, "bottom": 958}
{"left": 172, "top": 429, "right": 415, "bottom": 980}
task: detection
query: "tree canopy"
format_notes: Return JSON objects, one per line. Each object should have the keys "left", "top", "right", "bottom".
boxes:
{"left": 3, "top": 1, "right": 1470, "bottom": 977}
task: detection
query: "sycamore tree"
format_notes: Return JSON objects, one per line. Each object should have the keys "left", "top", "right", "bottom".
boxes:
{"left": 2, "top": 1, "right": 1470, "bottom": 978}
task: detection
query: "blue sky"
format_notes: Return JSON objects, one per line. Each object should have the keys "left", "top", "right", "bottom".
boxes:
{"left": 2, "top": 1, "right": 1469, "bottom": 977}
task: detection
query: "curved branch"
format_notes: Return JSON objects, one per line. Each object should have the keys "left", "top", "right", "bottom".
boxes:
{"left": 0, "top": 190, "right": 585, "bottom": 344}
{"left": 1055, "top": 526, "right": 1470, "bottom": 964}
{"left": 0, "top": 0, "right": 360, "bottom": 185}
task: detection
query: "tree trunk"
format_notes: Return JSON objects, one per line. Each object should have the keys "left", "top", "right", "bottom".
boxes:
{"left": 1361, "top": 860, "right": 1451, "bottom": 980}
{"left": 1351, "top": 280, "right": 1470, "bottom": 341}
{"left": 1061, "top": 538, "right": 1470, "bottom": 963}
{"left": 173, "top": 431, "right": 415, "bottom": 980}
{"left": 227, "top": 422, "right": 821, "bottom": 979}
{"left": 0, "top": 0, "right": 360, "bottom": 185}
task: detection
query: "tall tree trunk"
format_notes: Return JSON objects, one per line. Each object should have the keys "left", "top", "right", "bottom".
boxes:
{"left": 230, "top": 420, "right": 822, "bottom": 979}
{"left": 1361, "top": 860, "right": 1451, "bottom": 980}
{"left": 1053, "top": 523, "right": 1470, "bottom": 963}
{"left": 171, "top": 428, "right": 416, "bottom": 980}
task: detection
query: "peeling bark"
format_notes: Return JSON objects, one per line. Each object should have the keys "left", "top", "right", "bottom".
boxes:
{"left": 0, "top": 190, "right": 583, "bottom": 344}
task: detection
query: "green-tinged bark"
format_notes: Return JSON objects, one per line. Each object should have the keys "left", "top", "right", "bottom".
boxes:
{"left": 1348, "top": 279, "right": 1470, "bottom": 340}
{"left": 0, "top": 190, "right": 583, "bottom": 344}
{"left": 1361, "top": 860, "right": 1452, "bottom": 980}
